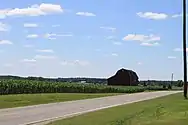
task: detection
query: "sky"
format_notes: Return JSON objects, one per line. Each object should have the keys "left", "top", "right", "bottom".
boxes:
{"left": 0, "top": 0, "right": 186, "bottom": 80}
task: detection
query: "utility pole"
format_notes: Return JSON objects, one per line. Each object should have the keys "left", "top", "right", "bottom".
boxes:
{"left": 183, "top": 0, "right": 187, "bottom": 99}
{"left": 171, "top": 73, "right": 174, "bottom": 86}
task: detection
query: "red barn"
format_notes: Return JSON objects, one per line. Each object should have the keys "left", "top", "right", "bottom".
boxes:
{"left": 107, "top": 68, "right": 139, "bottom": 86}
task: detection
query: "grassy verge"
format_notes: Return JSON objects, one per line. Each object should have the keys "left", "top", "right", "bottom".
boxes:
{"left": 47, "top": 93, "right": 188, "bottom": 125}
{"left": 0, "top": 93, "right": 119, "bottom": 109}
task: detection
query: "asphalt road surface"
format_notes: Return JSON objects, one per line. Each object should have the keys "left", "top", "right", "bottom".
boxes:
{"left": 0, "top": 91, "right": 181, "bottom": 125}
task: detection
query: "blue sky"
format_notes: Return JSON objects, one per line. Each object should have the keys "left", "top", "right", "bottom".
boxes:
{"left": 0, "top": 0, "right": 186, "bottom": 80}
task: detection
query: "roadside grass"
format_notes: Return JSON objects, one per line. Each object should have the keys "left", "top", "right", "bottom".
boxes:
{"left": 47, "top": 92, "right": 188, "bottom": 125}
{"left": 0, "top": 93, "right": 120, "bottom": 109}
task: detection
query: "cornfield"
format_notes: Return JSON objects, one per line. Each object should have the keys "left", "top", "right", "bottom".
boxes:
{"left": 0, "top": 79, "right": 168, "bottom": 95}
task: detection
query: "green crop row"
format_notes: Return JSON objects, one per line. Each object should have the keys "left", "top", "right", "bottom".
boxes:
{"left": 0, "top": 79, "right": 168, "bottom": 95}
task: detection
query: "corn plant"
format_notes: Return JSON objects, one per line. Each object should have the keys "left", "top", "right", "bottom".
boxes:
{"left": 0, "top": 79, "right": 167, "bottom": 95}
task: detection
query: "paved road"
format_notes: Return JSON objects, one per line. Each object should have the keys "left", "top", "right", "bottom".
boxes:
{"left": 0, "top": 91, "right": 181, "bottom": 125}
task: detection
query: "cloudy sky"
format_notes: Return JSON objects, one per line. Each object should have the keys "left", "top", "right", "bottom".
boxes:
{"left": 0, "top": 0, "right": 186, "bottom": 80}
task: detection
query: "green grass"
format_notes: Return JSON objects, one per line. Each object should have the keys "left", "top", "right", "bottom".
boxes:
{"left": 0, "top": 93, "right": 119, "bottom": 109}
{"left": 47, "top": 92, "right": 188, "bottom": 125}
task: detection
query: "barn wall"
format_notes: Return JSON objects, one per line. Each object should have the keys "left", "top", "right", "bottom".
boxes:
{"left": 107, "top": 68, "right": 139, "bottom": 86}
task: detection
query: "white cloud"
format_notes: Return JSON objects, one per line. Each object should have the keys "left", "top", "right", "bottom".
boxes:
{"left": 4, "top": 63, "right": 13, "bottom": 67}
{"left": 140, "top": 42, "right": 160, "bottom": 46}
{"left": 76, "top": 12, "right": 96, "bottom": 16}
{"left": 168, "top": 56, "right": 176, "bottom": 59}
{"left": 111, "top": 53, "right": 118, "bottom": 56}
{"left": 174, "top": 48, "right": 188, "bottom": 52}
{"left": 74, "top": 60, "right": 90, "bottom": 66}
{"left": 174, "top": 48, "right": 182, "bottom": 52}
{"left": 171, "top": 13, "right": 188, "bottom": 18}
{"left": 44, "top": 33, "right": 73, "bottom": 40}
{"left": 113, "top": 42, "right": 122, "bottom": 45}
{"left": 44, "top": 34, "right": 57, "bottom": 40}
{"left": 23, "top": 44, "right": 34, "bottom": 48}
{"left": 47, "top": 37, "right": 57, "bottom": 40}
{"left": 0, "top": 10, "right": 8, "bottom": 19}
{"left": 123, "top": 34, "right": 160, "bottom": 42}
{"left": 21, "top": 59, "right": 36, "bottom": 63}
{"left": 0, "top": 22, "right": 10, "bottom": 31}
{"left": 52, "top": 24, "right": 60, "bottom": 27}
{"left": 5, "top": 7, "right": 45, "bottom": 17}
{"left": 44, "top": 33, "right": 57, "bottom": 40}
{"left": 0, "top": 3, "right": 63, "bottom": 18}
{"left": 123, "top": 34, "right": 160, "bottom": 46}
{"left": 61, "top": 60, "right": 90, "bottom": 66}
{"left": 61, "top": 61, "right": 68, "bottom": 66}
{"left": 172, "top": 14, "right": 182, "bottom": 18}
{"left": 24, "top": 23, "right": 38, "bottom": 28}
{"left": 36, "top": 49, "right": 54, "bottom": 53}
{"left": 137, "top": 62, "right": 142, "bottom": 65}
{"left": 27, "top": 34, "right": 38, "bottom": 38}
{"left": 106, "top": 36, "right": 116, "bottom": 40}
{"left": 34, "top": 55, "right": 57, "bottom": 59}
{"left": 39, "top": 3, "right": 63, "bottom": 13}
{"left": 137, "top": 12, "right": 168, "bottom": 20}
{"left": 0, "top": 40, "right": 13, "bottom": 45}
{"left": 58, "top": 34, "right": 73, "bottom": 37}
{"left": 100, "top": 26, "right": 116, "bottom": 32}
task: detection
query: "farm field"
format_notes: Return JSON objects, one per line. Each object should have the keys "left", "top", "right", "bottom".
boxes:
{"left": 0, "top": 79, "right": 176, "bottom": 109}
{"left": 0, "top": 79, "right": 169, "bottom": 95}
{"left": 0, "top": 93, "right": 120, "bottom": 109}
{"left": 47, "top": 93, "right": 187, "bottom": 125}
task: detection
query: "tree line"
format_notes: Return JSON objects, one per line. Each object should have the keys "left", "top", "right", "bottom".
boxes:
{"left": 0, "top": 75, "right": 184, "bottom": 87}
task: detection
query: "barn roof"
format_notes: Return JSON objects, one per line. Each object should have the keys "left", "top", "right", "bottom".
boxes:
{"left": 107, "top": 68, "right": 139, "bottom": 80}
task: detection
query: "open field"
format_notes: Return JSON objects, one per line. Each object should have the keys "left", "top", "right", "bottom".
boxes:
{"left": 0, "top": 93, "right": 120, "bottom": 109}
{"left": 0, "top": 79, "right": 169, "bottom": 95}
{"left": 47, "top": 92, "right": 186, "bottom": 125}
